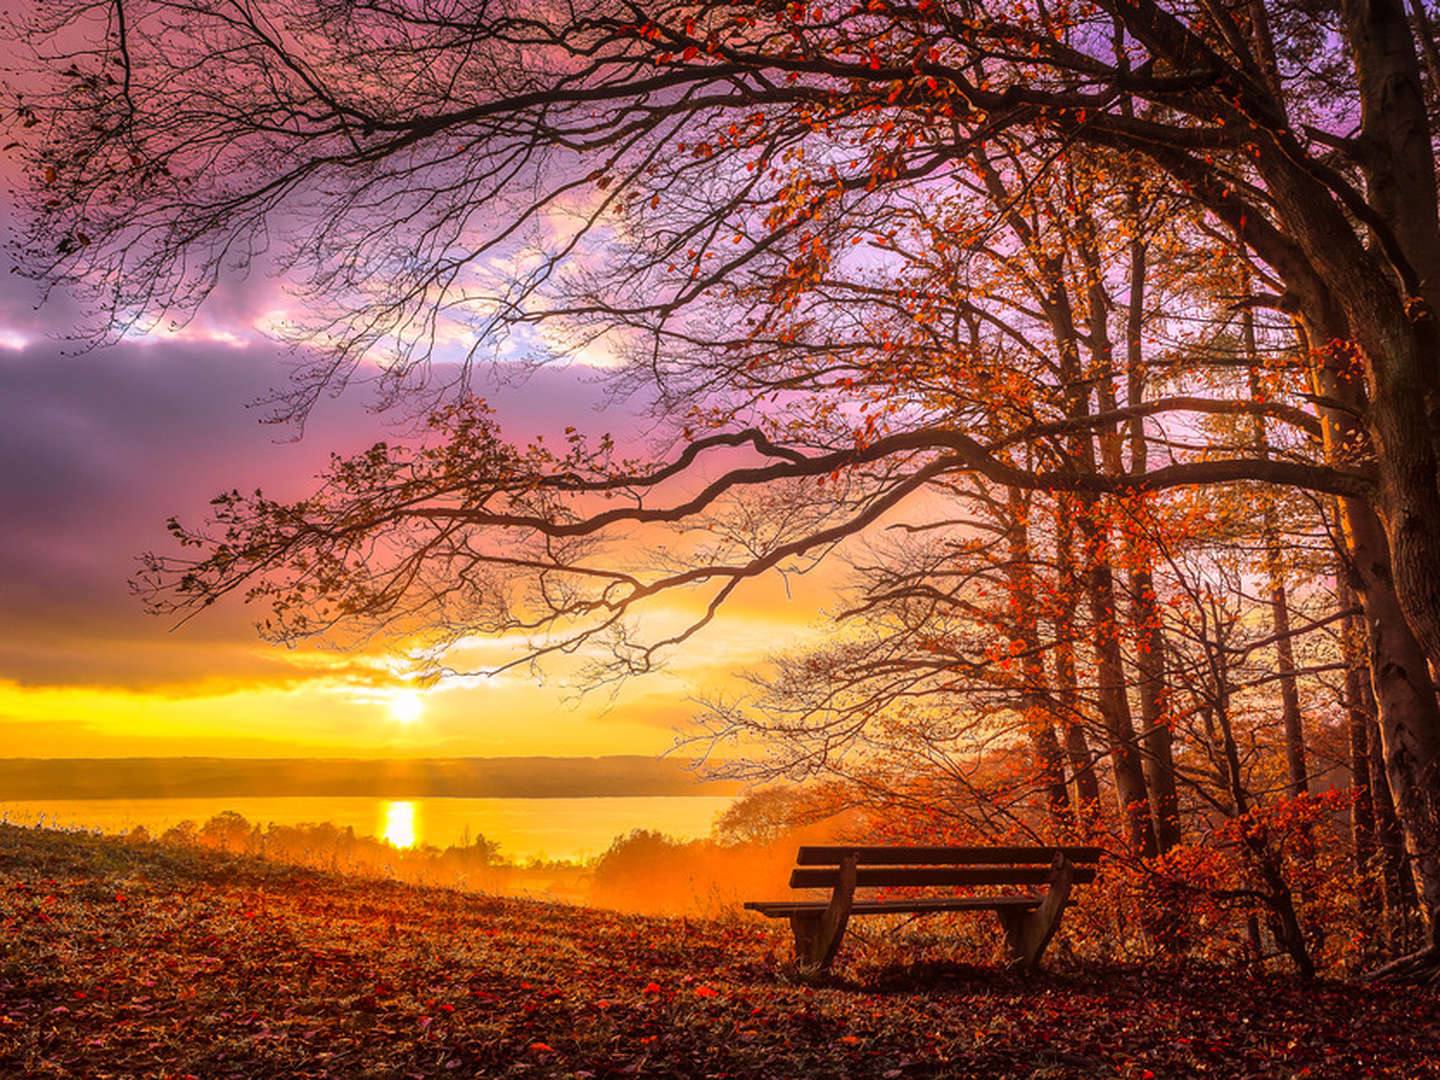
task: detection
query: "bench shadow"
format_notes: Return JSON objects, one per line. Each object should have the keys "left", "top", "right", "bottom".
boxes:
{"left": 781, "top": 958, "right": 1093, "bottom": 995}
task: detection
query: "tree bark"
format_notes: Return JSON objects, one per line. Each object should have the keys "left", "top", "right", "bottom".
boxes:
{"left": 1347, "top": 507, "right": 1440, "bottom": 946}
{"left": 1128, "top": 558, "right": 1182, "bottom": 850}
{"left": 1366, "top": 668, "right": 1423, "bottom": 951}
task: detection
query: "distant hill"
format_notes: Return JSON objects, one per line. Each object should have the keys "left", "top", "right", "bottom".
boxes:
{"left": 0, "top": 756, "right": 741, "bottom": 799}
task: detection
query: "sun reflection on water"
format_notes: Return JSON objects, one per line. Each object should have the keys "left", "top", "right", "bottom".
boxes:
{"left": 381, "top": 800, "right": 417, "bottom": 848}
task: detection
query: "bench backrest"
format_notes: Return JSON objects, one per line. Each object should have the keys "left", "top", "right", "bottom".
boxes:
{"left": 788, "top": 845, "right": 1102, "bottom": 890}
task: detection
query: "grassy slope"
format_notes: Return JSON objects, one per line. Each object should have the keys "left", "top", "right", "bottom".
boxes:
{"left": 1, "top": 824, "right": 1438, "bottom": 1079}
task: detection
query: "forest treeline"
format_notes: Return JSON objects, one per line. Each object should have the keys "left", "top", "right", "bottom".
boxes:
{"left": 0, "top": 757, "right": 740, "bottom": 800}
{"left": 118, "top": 802, "right": 816, "bottom": 918}
{"left": 11, "top": 0, "right": 1440, "bottom": 981}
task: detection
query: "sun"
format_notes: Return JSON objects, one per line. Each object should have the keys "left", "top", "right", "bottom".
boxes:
{"left": 389, "top": 689, "right": 424, "bottom": 726}
{"left": 381, "top": 801, "right": 417, "bottom": 848}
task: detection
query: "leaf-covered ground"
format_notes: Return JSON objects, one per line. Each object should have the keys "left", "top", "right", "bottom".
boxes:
{"left": 2, "top": 824, "right": 1438, "bottom": 1079}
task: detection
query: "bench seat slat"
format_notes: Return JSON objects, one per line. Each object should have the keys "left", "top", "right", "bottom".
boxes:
{"left": 744, "top": 896, "right": 1046, "bottom": 918}
{"left": 789, "top": 865, "right": 1098, "bottom": 889}
{"left": 796, "top": 845, "right": 1103, "bottom": 866}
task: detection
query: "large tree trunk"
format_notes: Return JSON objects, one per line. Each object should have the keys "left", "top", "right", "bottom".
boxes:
{"left": 1341, "top": 499, "right": 1440, "bottom": 948}
{"left": 1321, "top": 0, "right": 1440, "bottom": 677}
{"left": 1304, "top": 318, "right": 1440, "bottom": 950}
{"left": 1164, "top": 0, "right": 1440, "bottom": 963}
{"left": 1338, "top": 11, "right": 1440, "bottom": 945}
{"left": 1247, "top": 50, "right": 1440, "bottom": 683}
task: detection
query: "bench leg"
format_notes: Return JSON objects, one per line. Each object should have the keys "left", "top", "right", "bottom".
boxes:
{"left": 995, "top": 907, "right": 1034, "bottom": 965}
{"left": 789, "top": 911, "right": 823, "bottom": 965}
{"left": 997, "top": 855, "right": 1075, "bottom": 968}
{"left": 789, "top": 853, "right": 857, "bottom": 969}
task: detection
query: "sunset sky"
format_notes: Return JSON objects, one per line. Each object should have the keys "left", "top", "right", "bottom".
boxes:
{"left": 0, "top": 184, "right": 834, "bottom": 762}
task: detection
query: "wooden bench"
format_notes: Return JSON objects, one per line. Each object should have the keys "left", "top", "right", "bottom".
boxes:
{"left": 744, "top": 844, "right": 1102, "bottom": 969}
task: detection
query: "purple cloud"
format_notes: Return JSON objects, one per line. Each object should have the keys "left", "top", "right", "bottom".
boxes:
{"left": 0, "top": 331, "right": 640, "bottom": 691}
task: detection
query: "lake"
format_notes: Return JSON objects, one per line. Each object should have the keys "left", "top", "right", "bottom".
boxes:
{"left": 0, "top": 794, "right": 735, "bottom": 863}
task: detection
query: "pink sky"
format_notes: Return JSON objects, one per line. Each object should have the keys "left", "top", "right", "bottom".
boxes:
{"left": 0, "top": 177, "right": 834, "bottom": 760}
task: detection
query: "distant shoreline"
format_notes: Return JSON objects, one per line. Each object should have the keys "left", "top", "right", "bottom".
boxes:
{"left": 0, "top": 756, "right": 742, "bottom": 800}
{"left": 0, "top": 792, "right": 730, "bottom": 800}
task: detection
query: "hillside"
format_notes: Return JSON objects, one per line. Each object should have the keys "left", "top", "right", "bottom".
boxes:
{"left": 1, "top": 824, "right": 1437, "bottom": 1078}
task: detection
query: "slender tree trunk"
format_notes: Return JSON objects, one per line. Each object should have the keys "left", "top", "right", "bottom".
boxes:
{"left": 1007, "top": 487, "right": 1072, "bottom": 829}
{"left": 1341, "top": 574, "right": 1383, "bottom": 957}
{"left": 1266, "top": 542, "right": 1309, "bottom": 796}
{"left": 1120, "top": 208, "right": 1181, "bottom": 853}
{"left": 1055, "top": 497, "right": 1102, "bottom": 823}
{"left": 972, "top": 147, "right": 1148, "bottom": 848}
{"left": 1405, "top": 0, "right": 1440, "bottom": 100}
{"left": 1029, "top": 714, "right": 1073, "bottom": 829}
{"left": 1239, "top": 268, "right": 1307, "bottom": 797}
{"left": 1081, "top": 514, "right": 1159, "bottom": 856}
{"left": 1069, "top": 242, "right": 1157, "bottom": 857}
{"left": 1202, "top": 598, "right": 1313, "bottom": 979}
{"left": 1129, "top": 558, "right": 1182, "bottom": 850}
